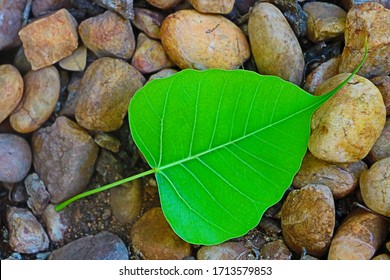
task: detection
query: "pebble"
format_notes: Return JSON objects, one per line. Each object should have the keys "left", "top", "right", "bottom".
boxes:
{"left": 341, "top": 0, "right": 390, "bottom": 11}
{"left": 309, "top": 73, "right": 386, "bottom": 163}
{"left": 328, "top": 208, "right": 388, "bottom": 259}
{"left": 146, "top": 0, "right": 183, "bottom": 10}
{"left": 197, "top": 242, "right": 249, "bottom": 260}
{"left": 0, "top": 134, "right": 32, "bottom": 183}
{"left": 0, "top": 0, "right": 26, "bottom": 51}
{"left": 110, "top": 180, "right": 142, "bottom": 224}
{"left": 373, "top": 253, "right": 390, "bottom": 260}
{"left": 260, "top": 240, "right": 292, "bottom": 260}
{"left": 248, "top": 3, "right": 304, "bottom": 85}
{"left": 148, "top": 68, "right": 178, "bottom": 82}
{"left": 130, "top": 207, "right": 191, "bottom": 260}
{"left": 132, "top": 8, "right": 165, "bottom": 39}
{"left": 368, "top": 119, "right": 390, "bottom": 162}
{"left": 94, "top": 132, "right": 121, "bottom": 153}
{"left": 293, "top": 152, "right": 367, "bottom": 199}
{"left": 25, "top": 173, "right": 50, "bottom": 216}
{"left": 189, "top": 0, "right": 235, "bottom": 14}
{"left": 59, "top": 73, "right": 82, "bottom": 118}
{"left": 371, "top": 76, "right": 390, "bottom": 115}
{"left": 42, "top": 204, "right": 71, "bottom": 242}
{"left": 32, "top": 0, "right": 72, "bottom": 17}
{"left": 0, "top": 64, "right": 23, "bottom": 123}
{"left": 131, "top": 33, "right": 174, "bottom": 74}
{"left": 93, "top": 0, "right": 134, "bottom": 19}
{"left": 95, "top": 149, "right": 123, "bottom": 183}
{"left": 75, "top": 58, "right": 145, "bottom": 132}
{"left": 32, "top": 116, "right": 99, "bottom": 203}
{"left": 281, "top": 184, "right": 335, "bottom": 257}
{"left": 49, "top": 231, "right": 129, "bottom": 260}
{"left": 9, "top": 66, "right": 60, "bottom": 133}
{"left": 339, "top": 2, "right": 390, "bottom": 78}
{"left": 78, "top": 10, "right": 135, "bottom": 60}
{"left": 303, "top": 2, "right": 346, "bottom": 43}
{"left": 7, "top": 207, "right": 49, "bottom": 254}
{"left": 59, "top": 45, "right": 87, "bottom": 72}
{"left": 161, "top": 9, "right": 250, "bottom": 70}
{"left": 19, "top": 8, "right": 79, "bottom": 70}
{"left": 10, "top": 182, "right": 28, "bottom": 203}
{"left": 303, "top": 57, "right": 341, "bottom": 94}
{"left": 360, "top": 157, "right": 390, "bottom": 217}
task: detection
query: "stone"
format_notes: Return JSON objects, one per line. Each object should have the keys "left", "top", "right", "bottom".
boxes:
{"left": 148, "top": 68, "right": 178, "bottom": 82}
{"left": 368, "top": 119, "right": 390, "bottom": 162}
{"left": 19, "top": 8, "right": 79, "bottom": 70}
{"left": 75, "top": 58, "right": 145, "bottom": 132}
{"left": 78, "top": 10, "right": 135, "bottom": 60}
{"left": 32, "top": 0, "right": 73, "bottom": 17}
{"left": 260, "top": 240, "right": 292, "bottom": 260}
{"left": 373, "top": 254, "right": 390, "bottom": 260}
{"left": 309, "top": 73, "right": 386, "bottom": 163}
{"left": 248, "top": 2, "right": 304, "bottom": 85}
{"left": 59, "top": 45, "right": 87, "bottom": 72}
{"left": 339, "top": 3, "right": 390, "bottom": 78}
{"left": 13, "top": 47, "right": 32, "bottom": 75}
{"left": 9, "top": 66, "right": 60, "bottom": 133}
{"left": 341, "top": 0, "right": 390, "bottom": 11}
{"left": 293, "top": 152, "right": 367, "bottom": 199}
{"left": 49, "top": 231, "right": 128, "bottom": 259}
{"left": 281, "top": 184, "right": 335, "bottom": 257}
{"left": 110, "top": 180, "right": 142, "bottom": 224}
{"left": 303, "top": 2, "right": 346, "bottom": 43}
{"left": 42, "top": 204, "right": 71, "bottom": 242}
{"left": 7, "top": 207, "right": 49, "bottom": 254}
{"left": 130, "top": 207, "right": 191, "bottom": 259}
{"left": 93, "top": 0, "right": 134, "bottom": 19}
{"left": 303, "top": 57, "right": 340, "bottom": 94}
{"left": 131, "top": 33, "right": 174, "bottom": 74}
{"left": 25, "top": 173, "right": 50, "bottom": 215}
{"left": 132, "top": 7, "right": 165, "bottom": 39}
{"left": 360, "top": 157, "right": 390, "bottom": 217}
{"left": 0, "top": 134, "right": 32, "bottom": 183}
{"left": 95, "top": 149, "right": 123, "bottom": 183}
{"left": 161, "top": 9, "right": 250, "bottom": 70}
{"left": 0, "top": 64, "right": 23, "bottom": 123}
{"left": 189, "top": 0, "right": 235, "bottom": 14}
{"left": 197, "top": 242, "right": 249, "bottom": 260}
{"left": 10, "top": 182, "right": 28, "bottom": 203}
{"left": 371, "top": 76, "right": 390, "bottom": 115}
{"left": 59, "top": 73, "right": 82, "bottom": 118}
{"left": 328, "top": 208, "right": 388, "bottom": 259}
{"left": 0, "top": 0, "right": 26, "bottom": 50}
{"left": 146, "top": 0, "right": 183, "bottom": 10}
{"left": 94, "top": 132, "right": 121, "bottom": 153}
{"left": 32, "top": 116, "right": 99, "bottom": 203}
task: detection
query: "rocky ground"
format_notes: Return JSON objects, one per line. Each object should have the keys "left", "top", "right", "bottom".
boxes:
{"left": 0, "top": 0, "right": 389, "bottom": 260}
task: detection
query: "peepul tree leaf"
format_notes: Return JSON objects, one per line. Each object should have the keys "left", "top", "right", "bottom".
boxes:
{"left": 129, "top": 69, "right": 338, "bottom": 245}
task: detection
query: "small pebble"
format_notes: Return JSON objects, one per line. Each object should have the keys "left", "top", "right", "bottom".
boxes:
{"left": 42, "top": 204, "right": 71, "bottom": 242}
{"left": 371, "top": 76, "right": 390, "bottom": 115}
{"left": 360, "top": 157, "right": 390, "bottom": 217}
{"left": 13, "top": 46, "right": 32, "bottom": 75}
{"left": 197, "top": 242, "right": 249, "bottom": 260}
{"left": 131, "top": 207, "right": 191, "bottom": 260}
{"left": 78, "top": 10, "right": 135, "bottom": 60}
{"left": 0, "top": 134, "right": 32, "bottom": 183}
{"left": 260, "top": 240, "right": 292, "bottom": 260}
{"left": 368, "top": 119, "right": 390, "bottom": 162}
{"left": 339, "top": 2, "right": 390, "bottom": 78}
{"left": 248, "top": 2, "right": 304, "bottom": 85}
{"left": 189, "top": 0, "right": 235, "bottom": 14}
{"left": 328, "top": 208, "right": 388, "bottom": 259}
{"left": 32, "top": 0, "right": 72, "bottom": 17}
{"left": 10, "top": 66, "right": 60, "bottom": 133}
{"left": 59, "top": 45, "right": 87, "bottom": 71}
{"left": 0, "top": 64, "right": 23, "bottom": 123}
{"left": 75, "top": 58, "right": 145, "bottom": 132}
{"left": 132, "top": 7, "right": 165, "bottom": 39}
{"left": 131, "top": 33, "right": 174, "bottom": 74}
{"left": 372, "top": 253, "right": 390, "bottom": 260}
{"left": 25, "top": 173, "right": 50, "bottom": 216}
{"left": 146, "top": 0, "right": 183, "bottom": 10}
{"left": 49, "top": 231, "right": 129, "bottom": 260}
{"left": 95, "top": 149, "right": 123, "bottom": 183}
{"left": 0, "top": 0, "right": 26, "bottom": 50}
{"left": 93, "top": 0, "right": 134, "bottom": 19}
{"left": 59, "top": 73, "right": 82, "bottom": 118}
{"left": 7, "top": 207, "right": 49, "bottom": 254}
{"left": 281, "top": 184, "right": 335, "bottom": 257}
{"left": 148, "top": 68, "right": 178, "bottom": 82}
{"left": 32, "top": 116, "right": 99, "bottom": 203}
{"left": 309, "top": 73, "right": 386, "bottom": 163}
{"left": 161, "top": 9, "right": 250, "bottom": 70}
{"left": 10, "top": 182, "right": 28, "bottom": 203}
{"left": 94, "top": 132, "right": 121, "bottom": 153}
{"left": 19, "top": 8, "right": 79, "bottom": 70}
{"left": 341, "top": 0, "right": 390, "bottom": 12}
{"left": 304, "top": 57, "right": 340, "bottom": 94}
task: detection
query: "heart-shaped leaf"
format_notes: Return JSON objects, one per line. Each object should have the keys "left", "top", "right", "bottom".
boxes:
{"left": 129, "top": 69, "right": 336, "bottom": 245}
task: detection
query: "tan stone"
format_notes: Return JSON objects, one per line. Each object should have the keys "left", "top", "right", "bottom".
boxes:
{"left": 132, "top": 8, "right": 165, "bottom": 39}
{"left": 189, "top": 0, "right": 235, "bottom": 14}
{"left": 161, "top": 9, "right": 250, "bottom": 70}
{"left": 197, "top": 242, "right": 249, "bottom": 260}
{"left": 0, "top": 65, "right": 23, "bottom": 123}
{"left": 59, "top": 45, "right": 87, "bottom": 72}
{"left": 309, "top": 73, "right": 386, "bottom": 163}
{"left": 146, "top": 0, "right": 183, "bottom": 9}
{"left": 303, "top": 57, "right": 340, "bottom": 94}
{"left": 371, "top": 76, "right": 390, "bottom": 115}
{"left": 19, "top": 9, "right": 78, "bottom": 70}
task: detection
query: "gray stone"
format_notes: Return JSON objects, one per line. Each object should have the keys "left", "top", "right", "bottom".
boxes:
{"left": 25, "top": 173, "right": 50, "bottom": 215}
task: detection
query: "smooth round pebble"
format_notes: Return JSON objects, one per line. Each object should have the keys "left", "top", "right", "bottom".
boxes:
{"left": 260, "top": 240, "right": 292, "bottom": 260}
{"left": 372, "top": 254, "right": 390, "bottom": 260}
{"left": 161, "top": 9, "right": 250, "bottom": 70}
{"left": 189, "top": 0, "right": 235, "bottom": 14}
{"left": 368, "top": 118, "right": 390, "bottom": 162}
{"left": 248, "top": 3, "right": 304, "bottom": 85}
{"left": 130, "top": 207, "right": 191, "bottom": 260}
{"left": 132, "top": 7, "right": 165, "bottom": 39}
{"left": 360, "top": 157, "right": 390, "bottom": 217}
{"left": 75, "top": 58, "right": 145, "bottom": 132}
{"left": 197, "top": 242, "right": 249, "bottom": 260}
{"left": 148, "top": 68, "right": 178, "bottom": 82}
{"left": 303, "top": 57, "right": 340, "bottom": 94}
{"left": 10, "top": 66, "right": 60, "bottom": 133}
{"left": 0, "top": 0, "right": 25, "bottom": 50}
{"left": 0, "top": 134, "right": 32, "bottom": 183}
{"left": 59, "top": 45, "right": 87, "bottom": 71}
{"left": 281, "top": 184, "right": 335, "bottom": 257}
{"left": 146, "top": 0, "right": 183, "bottom": 9}
{"left": 0, "top": 64, "right": 23, "bottom": 123}
{"left": 309, "top": 73, "right": 386, "bottom": 163}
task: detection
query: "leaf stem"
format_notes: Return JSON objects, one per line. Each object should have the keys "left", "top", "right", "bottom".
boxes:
{"left": 55, "top": 168, "right": 157, "bottom": 212}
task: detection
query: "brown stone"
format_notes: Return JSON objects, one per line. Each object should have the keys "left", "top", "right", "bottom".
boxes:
{"left": 146, "top": 0, "right": 183, "bottom": 10}
{"left": 132, "top": 8, "right": 165, "bottom": 39}
{"left": 189, "top": 0, "right": 235, "bottom": 14}
{"left": 19, "top": 8, "right": 79, "bottom": 70}
{"left": 368, "top": 119, "right": 390, "bottom": 162}
{"left": 260, "top": 240, "right": 292, "bottom": 260}
{"left": 148, "top": 68, "right": 178, "bottom": 82}
{"left": 0, "top": 64, "right": 23, "bottom": 123}
{"left": 371, "top": 76, "right": 390, "bottom": 115}
{"left": 59, "top": 45, "right": 87, "bottom": 72}
{"left": 197, "top": 242, "right": 249, "bottom": 260}
{"left": 130, "top": 207, "right": 191, "bottom": 259}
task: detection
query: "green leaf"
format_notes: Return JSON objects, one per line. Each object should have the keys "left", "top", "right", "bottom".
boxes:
{"left": 129, "top": 69, "right": 335, "bottom": 245}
